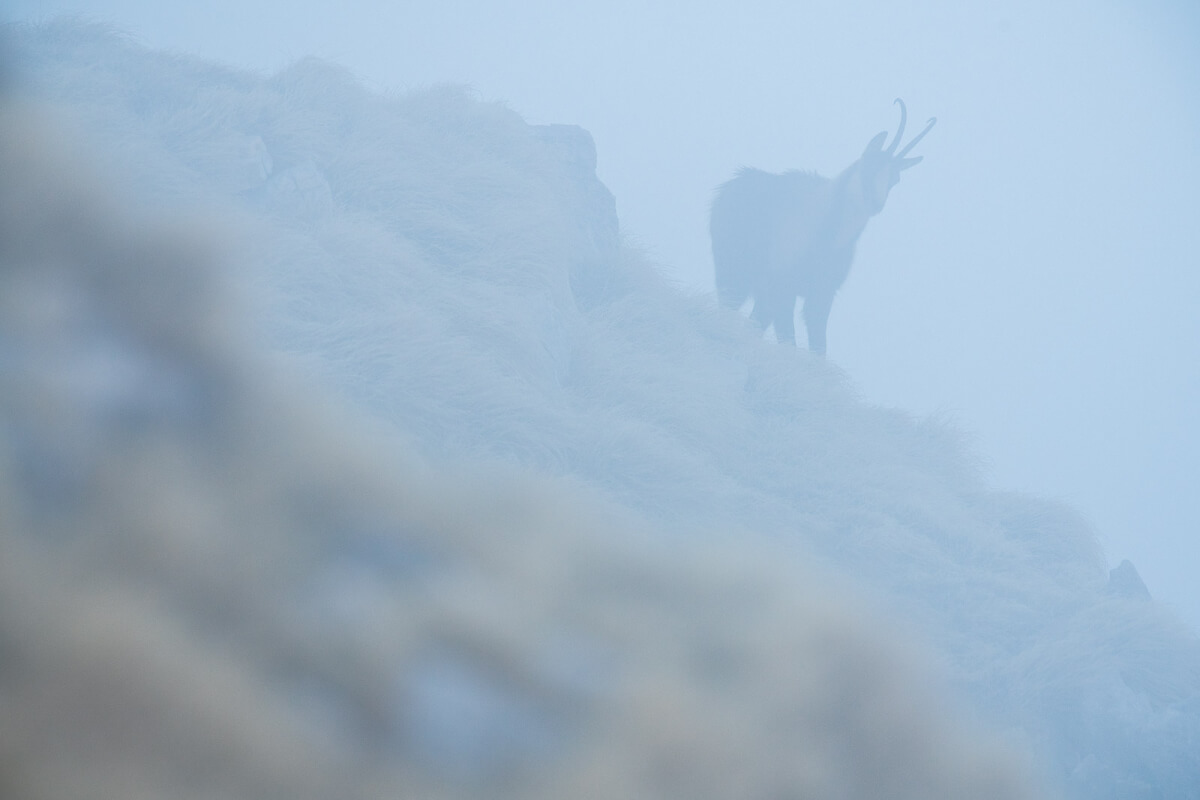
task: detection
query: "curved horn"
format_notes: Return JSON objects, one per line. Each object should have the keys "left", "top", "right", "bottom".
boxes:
{"left": 896, "top": 116, "right": 937, "bottom": 158}
{"left": 886, "top": 98, "right": 908, "bottom": 155}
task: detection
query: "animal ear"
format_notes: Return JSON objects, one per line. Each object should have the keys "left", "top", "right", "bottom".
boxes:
{"left": 897, "top": 155, "right": 924, "bottom": 170}
{"left": 863, "top": 131, "right": 888, "bottom": 155}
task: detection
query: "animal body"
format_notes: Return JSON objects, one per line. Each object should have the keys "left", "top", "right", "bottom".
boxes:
{"left": 711, "top": 99, "right": 935, "bottom": 355}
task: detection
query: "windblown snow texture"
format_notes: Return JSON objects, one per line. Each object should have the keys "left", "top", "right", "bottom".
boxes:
{"left": 4, "top": 21, "right": 1199, "bottom": 799}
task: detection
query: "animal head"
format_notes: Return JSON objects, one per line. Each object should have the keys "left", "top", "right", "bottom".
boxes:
{"left": 856, "top": 99, "right": 936, "bottom": 216}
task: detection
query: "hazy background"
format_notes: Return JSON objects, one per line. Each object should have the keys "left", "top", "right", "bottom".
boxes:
{"left": 7, "top": 0, "right": 1198, "bottom": 631}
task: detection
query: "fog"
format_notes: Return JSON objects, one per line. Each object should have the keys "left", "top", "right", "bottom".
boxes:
{"left": 8, "top": 0, "right": 1197, "bottom": 632}
{"left": 0, "top": 32, "right": 1047, "bottom": 800}
{"left": 4, "top": 5, "right": 1200, "bottom": 798}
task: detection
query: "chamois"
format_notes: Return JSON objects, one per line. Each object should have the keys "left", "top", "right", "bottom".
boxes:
{"left": 711, "top": 99, "right": 935, "bottom": 356}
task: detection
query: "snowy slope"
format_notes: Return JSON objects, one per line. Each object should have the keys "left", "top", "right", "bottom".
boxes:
{"left": 8, "top": 21, "right": 1200, "bottom": 798}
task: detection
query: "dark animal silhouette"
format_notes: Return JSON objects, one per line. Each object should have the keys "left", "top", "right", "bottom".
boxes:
{"left": 711, "top": 99, "right": 935, "bottom": 355}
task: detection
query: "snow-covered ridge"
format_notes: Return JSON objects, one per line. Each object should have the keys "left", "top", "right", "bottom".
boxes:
{"left": 5, "top": 20, "right": 1199, "bottom": 798}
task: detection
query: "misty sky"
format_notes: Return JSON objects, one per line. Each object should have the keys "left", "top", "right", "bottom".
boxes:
{"left": 6, "top": 0, "right": 1199, "bottom": 631}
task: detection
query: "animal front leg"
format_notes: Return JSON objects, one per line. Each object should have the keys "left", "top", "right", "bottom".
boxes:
{"left": 802, "top": 292, "right": 834, "bottom": 356}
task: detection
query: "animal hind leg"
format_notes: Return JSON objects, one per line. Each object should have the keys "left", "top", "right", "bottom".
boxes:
{"left": 714, "top": 250, "right": 754, "bottom": 309}
{"left": 773, "top": 299, "right": 797, "bottom": 345}
{"left": 802, "top": 292, "right": 833, "bottom": 356}
{"left": 750, "top": 293, "right": 798, "bottom": 345}
{"left": 750, "top": 296, "right": 773, "bottom": 332}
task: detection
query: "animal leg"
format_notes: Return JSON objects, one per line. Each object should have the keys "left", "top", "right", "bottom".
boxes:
{"left": 750, "top": 296, "right": 773, "bottom": 332}
{"left": 773, "top": 298, "right": 797, "bottom": 345}
{"left": 751, "top": 293, "right": 797, "bottom": 345}
{"left": 802, "top": 293, "right": 833, "bottom": 356}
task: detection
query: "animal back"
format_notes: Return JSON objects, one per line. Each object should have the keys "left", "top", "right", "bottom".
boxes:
{"left": 711, "top": 169, "right": 831, "bottom": 306}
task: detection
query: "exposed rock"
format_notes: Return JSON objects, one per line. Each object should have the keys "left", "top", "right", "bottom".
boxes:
{"left": 1108, "top": 559, "right": 1152, "bottom": 601}
{"left": 533, "top": 124, "right": 621, "bottom": 309}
